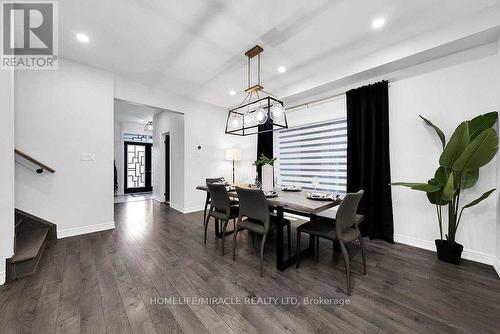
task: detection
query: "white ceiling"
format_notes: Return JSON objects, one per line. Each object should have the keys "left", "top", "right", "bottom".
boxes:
{"left": 114, "top": 99, "right": 162, "bottom": 124}
{"left": 60, "top": 0, "right": 500, "bottom": 108}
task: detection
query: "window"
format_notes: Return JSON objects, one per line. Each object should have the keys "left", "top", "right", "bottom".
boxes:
{"left": 275, "top": 118, "right": 347, "bottom": 194}
{"left": 123, "top": 133, "right": 153, "bottom": 143}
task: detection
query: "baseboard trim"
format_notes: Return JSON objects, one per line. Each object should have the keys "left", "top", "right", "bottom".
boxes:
{"left": 494, "top": 258, "right": 500, "bottom": 278}
{"left": 182, "top": 205, "right": 205, "bottom": 214}
{"left": 152, "top": 196, "right": 165, "bottom": 203}
{"left": 394, "top": 234, "right": 496, "bottom": 266}
{"left": 0, "top": 270, "right": 5, "bottom": 286}
{"left": 58, "top": 221, "right": 115, "bottom": 239}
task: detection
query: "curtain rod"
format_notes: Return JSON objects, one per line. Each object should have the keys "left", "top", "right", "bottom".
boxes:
{"left": 286, "top": 82, "right": 391, "bottom": 112}
{"left": 286, "top": 92, "right": 345, "bottom": 111}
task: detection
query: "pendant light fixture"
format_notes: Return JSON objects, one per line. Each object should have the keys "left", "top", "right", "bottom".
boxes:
{"left": 225, "top": 45, "right": 287, "bottom": 136}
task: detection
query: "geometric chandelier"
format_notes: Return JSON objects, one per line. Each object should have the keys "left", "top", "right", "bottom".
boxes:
{"left": 225, "top": 45, "right": 288, "bottom": 136}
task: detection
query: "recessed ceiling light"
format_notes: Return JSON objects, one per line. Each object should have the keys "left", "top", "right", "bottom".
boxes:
{"left": 371, "top": 17, "right": 385, "bottom": 30}
{"left": 278, "top": 66, "right": 287, "bottom": 73}
{"left": 229, "top": 90, "right": 236, "bottom": 96}
{"left": 76, "top": 33, "right": 89, "bottom": 43}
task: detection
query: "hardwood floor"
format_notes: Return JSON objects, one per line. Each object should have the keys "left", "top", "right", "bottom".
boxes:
{"left": 1, "top": 200, "right": 500, "bottom": 334}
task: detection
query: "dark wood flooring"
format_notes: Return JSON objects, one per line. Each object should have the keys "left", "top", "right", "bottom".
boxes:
{"left": 1, "top": 200, "right": 500, "bottom": 334}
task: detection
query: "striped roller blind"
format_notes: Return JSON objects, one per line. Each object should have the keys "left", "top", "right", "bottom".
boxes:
{"left": 276, "top": 118, "right": 347, "bottom": 194}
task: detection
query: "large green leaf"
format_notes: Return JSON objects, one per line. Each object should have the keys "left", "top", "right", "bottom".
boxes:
{"left": 469, "top": 112, "right": 498, "bottom": 140}
{"left": 420, "top": 115, "right": 446, "bottom": 149}
{"left": 441, "top": 173, "right": 456, "bottom": 202}
{"left": 453, "top": 168, "right": 479, "bottom": 189}
{"left": 452, "top": 128, "right": 498, "bottom": 172}
{"left": 390, "top": 182, "right": 440, "bottom": 192}
{"left": 426, "top": 178, "right": 448, "bottom": 205}
{"left": 462, "top": 189, "right": 496, "bottom": 209}
{"left": 434, "top": 166, "right": 448, "bottom": 186}
{"left": 439, "top": 122, "right": 469, "bottom": 168}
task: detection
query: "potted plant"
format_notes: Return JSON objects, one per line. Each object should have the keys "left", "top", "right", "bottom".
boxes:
{"left": 391, "top": 112, "right": 498, "bottom": 264}
{"left": 253, "top": 154, "right": 277, "bottom": 192}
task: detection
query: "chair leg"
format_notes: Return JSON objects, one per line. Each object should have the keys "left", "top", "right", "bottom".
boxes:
{"left": 358, "top": 235, "right": 367, "bottom": 275}
{"left": 221, "top": 220, "right": 229, "bottom": 256}
{"left": 204, "top": 214, "right": 211, "bottom": 245}
{"left": 259, "top": 233, "right": 268, "bottom": 277}
{"left": 296, "top": 230, "right": 301, "bottom": 268}
{"left": 233, "top": 218, "right": 241, "bottom": 261}
{"left": 315, "top": 236, "right": 320, "bottom": 261}
{"left": 339, "top": 240, "right": 351, "bottom": 295}
{"left": 203, "top": 200, "right": 209, "bottom": 225}
{"left": 251, "top": 232, "right": 255, "bottom": 248}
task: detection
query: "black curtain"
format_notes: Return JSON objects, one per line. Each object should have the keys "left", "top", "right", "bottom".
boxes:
{"left": 256, "top": 123, "right": 273, "bottom": 181}
{"left": 346, "top": 81, "right": 394, "bottom": 243}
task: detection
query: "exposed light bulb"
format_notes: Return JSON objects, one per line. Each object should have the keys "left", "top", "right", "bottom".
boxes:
{"left": 270, "top": 104, "right": 284, "bottom": 121}
{"left": 256, "top": 107, "right": 268, "bottom": 124}
{"left": 229, "top": 90, "right": 236, "bottom": 96}
{"left": 277, "top": 66, "right": 287, "bottom": 73}
{"left": 231, "top": 116, "right": 241, "bottom": 128}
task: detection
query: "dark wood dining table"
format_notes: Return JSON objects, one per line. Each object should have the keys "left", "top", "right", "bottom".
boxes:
{"left": 196, "top": 185, "right": 341, "bottom": 271}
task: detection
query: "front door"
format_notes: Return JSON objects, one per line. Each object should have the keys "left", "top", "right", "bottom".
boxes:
{"left": 124, "top": 142, "right": 152, "bottom": 193}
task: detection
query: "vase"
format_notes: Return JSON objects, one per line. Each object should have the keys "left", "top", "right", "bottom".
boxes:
{"left": 435, "top": 239, "right": 463, "bottom": 265}
{"left": 261, "top": 164, "right": 274, "bottom": 192}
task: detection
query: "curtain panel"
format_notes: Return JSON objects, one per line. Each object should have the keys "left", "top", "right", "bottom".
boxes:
{"left": 346, "top": 81, "right": 394, "bottom": 242}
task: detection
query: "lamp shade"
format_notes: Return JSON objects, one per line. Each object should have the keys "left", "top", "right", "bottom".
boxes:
{"left": 225, "top": 148, "right": 242, "bottom": 161}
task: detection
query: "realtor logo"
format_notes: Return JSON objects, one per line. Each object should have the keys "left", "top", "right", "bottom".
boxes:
{"left": 1, "top": 1, "right": 58, "bottom": 69}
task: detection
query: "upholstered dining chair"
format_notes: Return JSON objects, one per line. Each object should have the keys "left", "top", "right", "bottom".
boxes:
{"left": 232, "top": 187, "right": 291, "bottom": 277}
{"left": 205, "top": 183, "right": 239, "bottom": 255}
{"left": 203, "top": 177, "right": 225, "bottom": 225}
{"left": 296, "top": 190, "right": 366, "bottom": 295}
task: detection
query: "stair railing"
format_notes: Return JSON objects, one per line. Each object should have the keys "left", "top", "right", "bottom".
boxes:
{"left": 15, "top": 149, "right": 56, "bottom": 174}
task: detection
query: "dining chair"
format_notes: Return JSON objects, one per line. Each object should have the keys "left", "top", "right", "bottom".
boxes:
{"left": 232, "top": 187, "right": 291, "bottom": 277}
{"left": 203, "top": 177, "right": 225, "bottom": 225}
{"left": 296, "top": 190, "right": 366, "bottom": 295}
{"left": 205, "top": 183, "right": 239, "bottom": 255}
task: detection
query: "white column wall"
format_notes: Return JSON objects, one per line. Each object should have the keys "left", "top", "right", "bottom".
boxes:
{"left": 0, "top": 69, "right": 14, "bottom": 285}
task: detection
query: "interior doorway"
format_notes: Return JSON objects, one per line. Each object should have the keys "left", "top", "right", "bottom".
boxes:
{"left": 164, "top": 134, "right": 170, "bottom": 202}
{"left": 124, "top": 142, "right": 152, "bottom": 193}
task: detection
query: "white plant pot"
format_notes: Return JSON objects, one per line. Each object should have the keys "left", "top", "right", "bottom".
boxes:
{"left": 261, "top": 164, "right": 274, "bottom": 192}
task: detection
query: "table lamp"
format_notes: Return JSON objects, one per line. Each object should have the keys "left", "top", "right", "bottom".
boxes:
{"left": 225, "top": 148, "right": 242, "bottom": 183}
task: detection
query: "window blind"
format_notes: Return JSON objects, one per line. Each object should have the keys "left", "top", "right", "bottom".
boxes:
{"left": 276, "top": 118, "right": 347, "bottom": 194}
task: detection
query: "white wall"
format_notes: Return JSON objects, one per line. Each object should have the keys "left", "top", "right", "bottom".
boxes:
{"left": 390, "top": 54, "right": 499, "bottom": 264}
{"left": 153, "top": 111, "right": 185, "bottom": 210}
{"left": 496, "top": 37, "right": 500, "bottom": 276}
{"left": 115, "top": 76, "right": 256, "bottom": 213}
{"left": 15, "top": 59, "right": 115, "bottom": 238}
{"left": 0, "top": 69, "right": 14, "bottom": 285}
{"left": 114, "top": 121, "right": 152, "bottom": 195}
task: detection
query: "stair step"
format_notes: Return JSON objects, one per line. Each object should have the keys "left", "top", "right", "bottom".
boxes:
{"left": 11, "top": 228, "right": 49, "bottom": 263}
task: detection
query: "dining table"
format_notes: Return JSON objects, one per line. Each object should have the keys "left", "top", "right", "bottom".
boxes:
{"left": 196, "top": 184, "right": 342, "bottom": 271}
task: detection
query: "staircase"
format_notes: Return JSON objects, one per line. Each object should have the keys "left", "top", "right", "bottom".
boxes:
{"left": 5, "top": 209, "right": 57, "bottom": 282}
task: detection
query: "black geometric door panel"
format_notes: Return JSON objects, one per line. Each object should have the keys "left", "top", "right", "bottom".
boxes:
{"left": 124, "top": 142, "right": 152, "bottom": 193}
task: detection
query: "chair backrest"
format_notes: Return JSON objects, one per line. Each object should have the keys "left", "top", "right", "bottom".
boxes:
{"left": 207, "top": 183, "right": 231, "bottom": 218}
{"left": 235, "top": 187, "right": 270, "bottom": 231}
{"left": 335, "top": 190, "right": 364, "bottom": 237}
{"left": 206, "top": 177, "right": 225, "bottom": 185}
